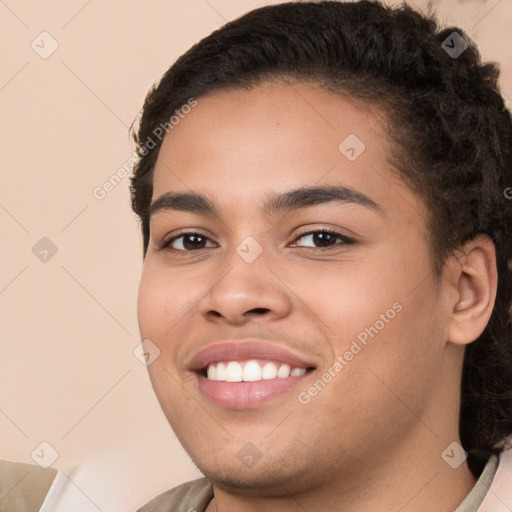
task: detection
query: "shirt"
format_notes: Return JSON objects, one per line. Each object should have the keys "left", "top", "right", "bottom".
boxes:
{"left": 0, "top": 460, "right": 58, "bottom": 512}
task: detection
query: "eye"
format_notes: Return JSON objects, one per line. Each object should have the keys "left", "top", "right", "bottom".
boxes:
{"left": 289, "top": 229, "right": 354, "bottom": 250}
{"left": 159, "top": 228, "right": 354, "bottom": 254}
{"left": 161, "top": 232, "right": 218, "bottom": 252}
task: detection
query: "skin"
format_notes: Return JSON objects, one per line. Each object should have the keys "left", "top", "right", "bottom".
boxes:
{"left": 137, "top": 81, "right": 497, "bottom": 512}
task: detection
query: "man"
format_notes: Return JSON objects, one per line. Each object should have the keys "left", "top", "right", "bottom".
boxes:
{"left": 130, "top": 1, "right": 512, "bottom": 510}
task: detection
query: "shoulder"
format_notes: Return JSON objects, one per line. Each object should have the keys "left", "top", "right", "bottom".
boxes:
{"left": 479, "top": 447, "right": 512, "bottom": 511}
{"left": 0, "top": 459, "right": 58, "bottom": 512}
{"left": 137, "top": 477, "right": 213, "bottom": 512}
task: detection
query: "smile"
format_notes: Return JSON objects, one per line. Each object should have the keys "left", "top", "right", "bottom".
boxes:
{"left": 188, "top": 339, "right": 318, "bottom": 409}
{"left": 205, "top": 359, "right": 308, "bottom": 381}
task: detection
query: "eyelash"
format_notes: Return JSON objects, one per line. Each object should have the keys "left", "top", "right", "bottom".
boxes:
{"left": 159, "top": 228, "right": 355, "bottom": 254}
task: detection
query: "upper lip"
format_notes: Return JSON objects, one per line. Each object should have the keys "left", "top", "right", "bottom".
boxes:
{"left": 187, "top": 339, "right": 319, "bottom": 372}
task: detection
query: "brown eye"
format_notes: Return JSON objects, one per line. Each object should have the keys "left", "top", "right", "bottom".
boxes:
{"left": 290, "top": 229, "right": 354, "bottom": 249}
{"left": 162, "top": 233, "right": 217, "bottom": 252}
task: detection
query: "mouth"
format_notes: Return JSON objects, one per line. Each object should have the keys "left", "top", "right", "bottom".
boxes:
{"left": 188, "top": 340, "right": 318, "bottom": 409}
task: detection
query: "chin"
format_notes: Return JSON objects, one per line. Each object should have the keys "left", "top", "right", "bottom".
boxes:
{"left": 198, "top": 461, "right": 314, "bottom": 497}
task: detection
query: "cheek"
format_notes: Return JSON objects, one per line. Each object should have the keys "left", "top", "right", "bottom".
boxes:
{"left": 295, "top": 252, "right": 442, "bottom": 407}
{"left": 136, "top": 261, "right": 197, "bottom": 390}
{"left": 344, "top": 285, "right": 444, "bottom": 415}
{"left": 136, "top": 261, "right": 183, "bottom": 339}
{"left": 294, "top": 302, "right": 440, "bottom": 448}
{"left": 136, "top": 266, "right": 159, "bottom": 338}
{"left": 137, "top": 271, "right": 182, "bottom": 414}
{"left": 288, "top": 258, "right": 401, "bottom": 347}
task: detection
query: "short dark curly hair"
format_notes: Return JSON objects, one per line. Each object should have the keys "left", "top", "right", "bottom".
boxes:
{"left": 129, "top": 0, "right": 512, "bottom": 462}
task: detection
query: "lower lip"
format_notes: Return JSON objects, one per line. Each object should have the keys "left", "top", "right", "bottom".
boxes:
{"left": 195, "top": 372, "right": 313, "bottom": 409}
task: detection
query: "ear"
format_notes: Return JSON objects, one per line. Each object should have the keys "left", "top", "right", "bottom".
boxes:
{"left": 445, "top": 234, "right": 498, "bottom": 346}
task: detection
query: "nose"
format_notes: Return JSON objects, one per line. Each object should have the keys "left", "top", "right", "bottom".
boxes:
{"left": 198, "top": 250, "right": 292, "bottom": 326}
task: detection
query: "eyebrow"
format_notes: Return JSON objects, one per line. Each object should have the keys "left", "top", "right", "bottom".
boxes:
{"left": 148, "top": 185, "right": 382, "bottom": 219}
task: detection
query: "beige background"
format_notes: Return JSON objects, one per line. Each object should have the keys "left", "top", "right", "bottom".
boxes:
{"left": 1, "top": 0, "right": 511, "bottom": 510}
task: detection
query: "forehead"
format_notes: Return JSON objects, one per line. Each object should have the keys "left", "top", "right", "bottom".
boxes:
{"left": 151, "top": 81, "right": 423, "bottom": 221}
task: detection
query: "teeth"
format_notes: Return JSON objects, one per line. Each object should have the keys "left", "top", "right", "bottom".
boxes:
{"left": 205, "top": 360, "right": 308, "bottom": 381}
{"left": 216, "top": 362, "right": 226, "bottom": 381}
{"left": 225, "top": 361, "right": 243, "bottom": 382}
{"left": 243, "top": 360, "right": 262, "bottom": 381}
{"left": 277, "top": 363, "right": 291, "bottom": 378}
{"left": 262, "top": 362, "right": 277, "bottom": 380}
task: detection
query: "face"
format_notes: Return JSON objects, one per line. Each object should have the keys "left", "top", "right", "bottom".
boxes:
{"left": 137, "top": 81, "right": 454, "bottom": 495}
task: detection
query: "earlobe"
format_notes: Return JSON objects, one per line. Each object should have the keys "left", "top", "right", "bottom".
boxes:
{"left": 447, "top": 235, "right": 498, "bottom": 346}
